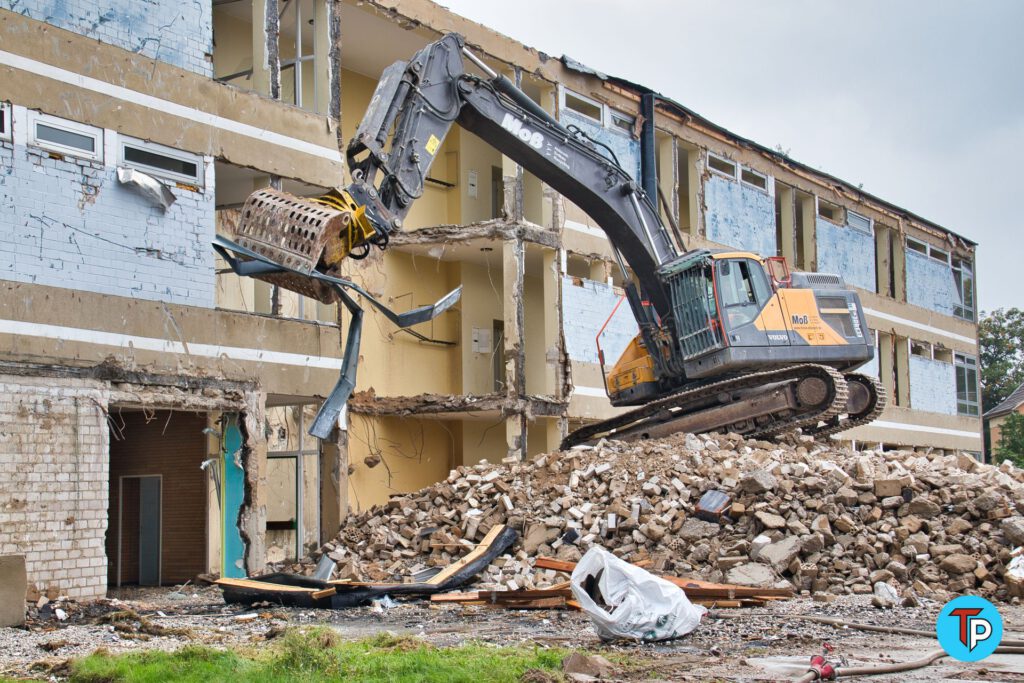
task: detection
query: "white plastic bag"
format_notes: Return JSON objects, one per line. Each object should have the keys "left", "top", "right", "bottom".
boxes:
{"left": 570, "top": 546, "right": 706, "bottom": 641}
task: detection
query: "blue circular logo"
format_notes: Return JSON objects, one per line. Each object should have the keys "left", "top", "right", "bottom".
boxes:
{"left": 936, "top": 595, "right": 1003, "bottom": 662}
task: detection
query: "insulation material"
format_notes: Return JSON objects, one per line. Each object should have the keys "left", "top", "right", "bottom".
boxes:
{"left": 561, "top": 276, "right": 637, "bottom": 365}
{"left": 906, "top": 251, "right": 958, "bottom": 316}
{"left": 559, "top": 110, "right": 641, "bottom": 181}
{"left": 704, "top": 175, "right": 776, "bottom": 257}
{"left": 815, "top": 218, "right": 876, "bottom": 292}
{"left": 909, "top": 355, "right": 957, "bottom": 415}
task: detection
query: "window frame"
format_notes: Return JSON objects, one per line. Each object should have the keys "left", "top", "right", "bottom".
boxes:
{"left": 954, "top": 352, "right": 980, "bottom": 417}
{"left": 707, "top": 152, "right": 738, "bottom": 179}
{"left": 561, "top": 88, "right": 604, "bottom": 125}
{"left": 27, "top": 111, "right": 103, "bottom": 161}
{"left": 740, "top": 167, "right": 770, "bottom": 193}
{"left": 609, "top": 110, "right": 635, "bottom": 133}
{"left": 906, "top": 237, "right": 929, "bottom": 255}
{"left": 951, "top": 256, "right": 975, "bottom": 321}
{"left": 0, "top": 103, "right": 10, "bottom": 143}
{"left": 816, "top": 197, "right": 845, "bottom": 224}
{"left": 846, "top": 209, "right": 873, "bottom": 234}
{"left": 118, "top": 135, "right": 205, "bottom": 187}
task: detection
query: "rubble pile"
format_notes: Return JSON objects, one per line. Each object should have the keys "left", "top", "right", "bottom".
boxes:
{"left": 297, "top": 432, "right": 1024, "bottom": 600}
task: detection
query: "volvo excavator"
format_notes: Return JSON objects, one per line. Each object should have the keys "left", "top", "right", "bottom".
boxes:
{"left": 214, "top": 33, "right": 885, "bottom": 445}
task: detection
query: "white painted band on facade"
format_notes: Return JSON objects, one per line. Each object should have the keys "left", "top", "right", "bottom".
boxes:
{"left": 564, "top": 220, "right": 607, "bottom": 239}
{"left": 573, "top": 385, "right": 608, "bottom": 397}
{"left": 863, "top": 308, "right": 975, "bottom": 346}
{"left": 868, "top": 420, "right": 979, "bottom": 439}
{"left": 0, "top": 49, "right": 343, "bottom": 163}
{"left": 0, "top": 318, "right": 344, "bottom": 370}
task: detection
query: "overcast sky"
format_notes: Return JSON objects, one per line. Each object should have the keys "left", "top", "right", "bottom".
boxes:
{"left": 438, "top": 0, "right": 1023, "bottom": 314}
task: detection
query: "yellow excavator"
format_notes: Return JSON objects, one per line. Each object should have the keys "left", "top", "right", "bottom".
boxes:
{"left": 214, "top": 33, "right": 884, "bottom": 445}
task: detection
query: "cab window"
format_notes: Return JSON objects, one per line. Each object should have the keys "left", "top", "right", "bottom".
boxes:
{"left": 718, "top": 259, "right": 770, "bottom": 326}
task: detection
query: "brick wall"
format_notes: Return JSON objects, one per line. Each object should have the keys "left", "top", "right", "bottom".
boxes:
{"left": 0, "top": 0, "right": 213, "bottom": 76}
{"left": 0, "top": 139, "right": 216, "bottom": 307}
{"left": 0, "top": 375, "right": 109, "bottom": 600}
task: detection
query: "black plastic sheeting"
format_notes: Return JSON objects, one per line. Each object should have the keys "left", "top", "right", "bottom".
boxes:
{"left": 219, "top": 526, "right": 518, "bottom": 609}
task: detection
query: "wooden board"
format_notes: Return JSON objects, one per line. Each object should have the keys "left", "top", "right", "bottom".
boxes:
{"left": 425, "top": 524, "right": 507, "bottom": 586}
{"left": 214, "top": 577, "right": 316, "bottom": 593}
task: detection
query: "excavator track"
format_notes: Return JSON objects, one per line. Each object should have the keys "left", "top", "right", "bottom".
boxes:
{"left": 804, "top": 373, "right": 887, "bottom": 439}
{"left": 561, "top": 364, "right": 848, "bottom": 449}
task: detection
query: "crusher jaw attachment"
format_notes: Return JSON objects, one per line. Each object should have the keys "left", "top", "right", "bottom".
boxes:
{"left": 213, "top": 187, "right": 461, "bottom": 440}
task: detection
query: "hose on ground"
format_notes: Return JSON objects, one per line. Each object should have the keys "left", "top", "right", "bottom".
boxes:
{"left": 795, "top": 645, "right": 1024, "bottom": 682}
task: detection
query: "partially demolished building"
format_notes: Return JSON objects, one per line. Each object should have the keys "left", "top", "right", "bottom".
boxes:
{"left": 0, "top": 0, "right": 981, "bottom": 600}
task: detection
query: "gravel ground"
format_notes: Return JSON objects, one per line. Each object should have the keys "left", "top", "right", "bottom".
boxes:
{"left": 3, "top": 585, "right": 1024, "bottom": 681}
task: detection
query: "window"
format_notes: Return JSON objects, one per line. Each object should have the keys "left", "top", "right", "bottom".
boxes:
{"left": 955, "top": 353, "right": 979, "bottom": 416}
{"left": 906, "top": 237, "right": 928, "bottom": 255}
{"left": 0, "top": 103, "right": 10, "bottom": 142}
{"left": 718, "top": 259, "right": 770, "bottom": 327}
{"left": 707, "top": 153, "right": 737, "bottom": 178}
{"left": 563, "top": 90, "right": 603, "bottom": 123}
{"left": 740, "top": 167, "right": 769, "bottom": 192}
{"left": 119, "top": 136, "right": 204, "bottom": 186}
{"left": 929, "top": 246, "right": 949, "bottom": 263}
{"left": 847, "top": 210, "right": 872, "bottom": 234}
{"left": 609, "top": 111, "right": 635, "bottom": 134}
{"left": 817, "top": 198, "right": 843, "bottom": 223}
{"left": 952, "top": 257, "right": 975, "bottom": 321}
{"left": 27, "top": 111, "right": 103, "bottom": 161}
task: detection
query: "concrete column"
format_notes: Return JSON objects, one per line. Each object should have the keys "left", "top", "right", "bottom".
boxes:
{"left": 875, "top": 224, "right": 892, "bottom": 297}
{"left": 798, "top": 194, "right": 817, "bottom": 271}
{"left": 314, "top": 0, "right": 341, "bottom": 119}
{"left": 656, "top": 134, "right": 676, "bottom": 230}
{"left": 894, "top": 335, "right": 911, "bottom": 408}
{"left": 503, "top": 238, "right": 526, "bottom": 459}
{"left": 879, "top": 332, "right": 896, "bottom": 407}
{"left": 319, "top": 428, "right": 348, "bottom": 540}
{"left": 777, "top": 185, "right": 796, "bottom": 267}
{"left": 252, "top": 0, "right": 281, "bottom": 99}
{"left": 542, "top": 249, "right": 562, "bottom": 397}
{"left": 893, "top": 230, "right": 907, "bottom": 302}
{"left": 686, "top": 149, "right": 701, "bottom": 238}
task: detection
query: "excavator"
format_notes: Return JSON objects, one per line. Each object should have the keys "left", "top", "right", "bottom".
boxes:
{"left": 214, "top": 33, "right": 885, "bottom": 446}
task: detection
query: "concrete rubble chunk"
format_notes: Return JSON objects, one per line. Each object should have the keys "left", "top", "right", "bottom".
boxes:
{"left": 283, "top": 430, "right": 1023, "bottom": 599}
{"left": 739, "top": 469, "right": 777, "bottom": 494}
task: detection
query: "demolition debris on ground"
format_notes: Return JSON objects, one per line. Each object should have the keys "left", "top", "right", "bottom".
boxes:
{"left": 278, "top": 432, "right": 1024, "bottom": 602}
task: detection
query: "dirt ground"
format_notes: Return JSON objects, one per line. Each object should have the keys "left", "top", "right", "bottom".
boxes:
{"left": 3, "top": 585, "right": 1023, "bottom": 681}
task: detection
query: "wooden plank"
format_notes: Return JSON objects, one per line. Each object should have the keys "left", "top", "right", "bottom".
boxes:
{"left": 310, "top": 587, "right": 337, "bottom": 600}
{"left": 482, "top": 589, "right": 573, "bottom": 602}
{"left": 425, "top": 524, "right": 507, "bottom": 586}
{"left": 430, "top": 592, "right": 481, "bottom": 603}
{"left": 214, "top": 577, "right": 315, "bottom": 593}
{"left": 534, "top": 557, "right": 575, "bottom": 573}
{"left": 490, "top": 596, "right": 566, "bottom": 610}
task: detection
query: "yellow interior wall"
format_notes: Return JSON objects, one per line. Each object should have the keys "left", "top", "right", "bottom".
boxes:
{"left": 347, "top": 415, "right": 461, "bottom": 510}
{"left": 523, "top": 274, "right": 548, "bottom": 395}
{"left": 212, "top": 9, "right": 254, "bottom": 87}
{"left": 344, "top": 251, "right": 461, "bottom": 396}
{"left": 461, "top": 417, "right": 509, "bottom": 466}
{"left": 459, "top": 261, "right": 504, "bottom": 395}
{"left": 459, "top": 129, "right": 502, "bottom": 224}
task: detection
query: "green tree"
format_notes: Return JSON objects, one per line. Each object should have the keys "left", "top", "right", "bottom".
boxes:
{"left": 979, "top": 307, "right": 1024, "bottom": 412}
{"left": 995, "top": 411, "right": 1024, "bottom": 468}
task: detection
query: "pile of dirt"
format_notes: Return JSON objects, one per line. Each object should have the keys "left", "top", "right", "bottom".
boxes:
{"left": 286, "top": 432, "right": 1024, "bottom": 601}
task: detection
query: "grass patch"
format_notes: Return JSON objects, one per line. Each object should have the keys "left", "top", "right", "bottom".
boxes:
{"left": 68, "top": 627, "right": 569, "bottom": 683}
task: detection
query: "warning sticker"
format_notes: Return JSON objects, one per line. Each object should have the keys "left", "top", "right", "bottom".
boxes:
{"left": 425, "top": 134, "right": 441, "bottom": 155}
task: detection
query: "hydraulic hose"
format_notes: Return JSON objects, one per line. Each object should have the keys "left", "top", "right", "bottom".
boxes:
{"left": 795, "top": 646, "right": 1024, "bottom": 682}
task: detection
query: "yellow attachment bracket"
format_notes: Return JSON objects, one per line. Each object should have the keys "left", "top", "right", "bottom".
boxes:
{"left": 312, "top": 189, "right": 378, "bottom": 267}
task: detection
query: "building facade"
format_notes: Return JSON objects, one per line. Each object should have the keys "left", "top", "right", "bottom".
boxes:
{"left": 0, "top": 0, "right": 981, "bottom": 600}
